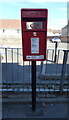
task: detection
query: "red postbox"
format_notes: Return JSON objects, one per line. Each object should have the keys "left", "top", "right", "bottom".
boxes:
{"left": 21, "top": 9, "right": 48, "bottom": 61}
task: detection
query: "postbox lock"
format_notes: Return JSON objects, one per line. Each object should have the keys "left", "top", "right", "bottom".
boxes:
{"left": 33, "top": 32, "right": 37, "bottom": 36}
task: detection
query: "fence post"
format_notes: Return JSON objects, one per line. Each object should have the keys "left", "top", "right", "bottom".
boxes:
{"left": 60, "top": 50, "right": 68, "bottom": 91}
{"left": 54, "top": 42, "right": 58, "bottom": 63}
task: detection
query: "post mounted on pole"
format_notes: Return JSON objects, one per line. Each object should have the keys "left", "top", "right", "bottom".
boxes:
{"left": 32, "top": 61, "right": 36, "bottom": 111}
{"left": 21, "top": 8, "right": 48, "bottom": 111}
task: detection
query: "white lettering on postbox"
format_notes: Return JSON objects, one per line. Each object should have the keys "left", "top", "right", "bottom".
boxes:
{"left": 31, "top": 38, "right": 39, "bottom": 54}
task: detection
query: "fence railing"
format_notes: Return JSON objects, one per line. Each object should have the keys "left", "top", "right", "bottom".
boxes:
{"left": 0, "top": 48, "right": 69, "bottom": 102}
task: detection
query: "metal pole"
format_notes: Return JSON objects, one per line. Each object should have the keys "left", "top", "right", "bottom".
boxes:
{"left": 54, "top": 42, "right": 58, "bottom": 63}
{"left": 31, "top": 61, "right": 36, "bottom": 111}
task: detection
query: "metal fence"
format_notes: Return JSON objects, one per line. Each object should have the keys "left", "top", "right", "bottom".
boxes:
{"left": 0, "top": 48, "right": 69, "bottom": 102}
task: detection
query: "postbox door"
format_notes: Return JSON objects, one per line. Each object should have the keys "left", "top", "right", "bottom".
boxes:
{"left": 22, "top": 31, "right": 47, "bottom": 61}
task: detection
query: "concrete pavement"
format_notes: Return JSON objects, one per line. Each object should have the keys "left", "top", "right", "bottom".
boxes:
{"left": 2, "top": 103, "right": 68, "bottom": 119}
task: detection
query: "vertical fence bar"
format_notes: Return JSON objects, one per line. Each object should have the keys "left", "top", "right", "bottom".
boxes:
{"left": 54, "top": 42, "right": 58, "bottom": 63}
{"left": 57, "top": 50, "right": 60, "bottom": 63}
{"left": 40, "top": 61, "right": 43, "bottom": 74}
{"left": 21, "top": 48, "right": 24, "bottom": 86}
{"left": 11, "top": 48, "right": 14, "bottom": 89}
{"left": 52, "top": 50, "right": 54, "bottom": 62}
{"left": 45, "top": 49, "right": 48, "bottom": 74}
{"left": 60, "top": 50, "right": 68, "bottom": 91}
{"left": 55, "top": 50, "right": 60, "bottom": 90}
{"left": 22, "top": 49, "right": 24, "bottom": 98}
{"left": 23, "top": 61, "right": 25, "bottom": 84}
{"left": 50, "top": 50, "right": 52, "bottom": 82}
{"left": 17, "top": 48, "right": 19, "bottom": 90}
{"left": 29, "top": 61, "right": 31, "bottom": 83}
{"left": 5, "top": 48, "right": 8, "bottom": 89}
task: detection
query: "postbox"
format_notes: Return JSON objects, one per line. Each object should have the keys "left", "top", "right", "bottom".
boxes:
{"left": 21, "top": 9, "right": 48, "bottom": 61}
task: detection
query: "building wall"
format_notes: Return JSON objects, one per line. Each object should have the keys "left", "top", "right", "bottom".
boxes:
{"left": 0, "top": 29, "right": 22, "bottom": 39}
{"left": 0, "top": 29, "right": 21, "bottom": 35}
{"left": 61, "top": 28, "right": 67, "bottom": 36}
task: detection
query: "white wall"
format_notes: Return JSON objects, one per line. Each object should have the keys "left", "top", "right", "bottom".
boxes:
{"left": 0, "top": 29, "right": 21, "bottom": 34}
{"left": 0, "top": 29, "right": 21, "bottom": 38}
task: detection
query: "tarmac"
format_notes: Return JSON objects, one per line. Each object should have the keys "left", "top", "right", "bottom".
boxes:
{"left": 2, "top": 102, "right": 69, "bottom": 119}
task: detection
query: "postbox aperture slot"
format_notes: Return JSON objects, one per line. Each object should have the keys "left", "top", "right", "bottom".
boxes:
{"left": 26, "top": 22, "right": 42, "bottom": 29}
